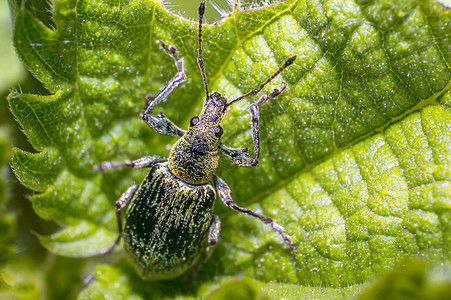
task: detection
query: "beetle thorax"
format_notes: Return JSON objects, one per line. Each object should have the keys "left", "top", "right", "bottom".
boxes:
{"left": 168, "top": 137, "right": 219, "bottom": 185}
{"left": 168, "top": 92, "right": 227, "bottom": 185}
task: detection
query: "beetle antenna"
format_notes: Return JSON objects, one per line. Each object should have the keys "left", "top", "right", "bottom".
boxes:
{"left": 225, "top": 55, "right": 297, "bottom": 108}
{"left": 198, "top": 0, "right": 209, "bottom": 98}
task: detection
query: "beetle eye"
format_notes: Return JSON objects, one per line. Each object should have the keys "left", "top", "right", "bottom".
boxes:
{"left": 214, "top": 126, "right": 223, "bottom": 138}
{"left": 190, "top": 117, "right": 199, "bottom": 127}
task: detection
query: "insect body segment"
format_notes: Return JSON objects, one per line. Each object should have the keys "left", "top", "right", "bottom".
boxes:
{"left": 124, "top": 163, "right": 216, "bottom": 280}
{"left": 168, "top": 92, "right": 227, "bottom": 185}
{"left": 94, "top": 0, "right": 297, "bottom": 280}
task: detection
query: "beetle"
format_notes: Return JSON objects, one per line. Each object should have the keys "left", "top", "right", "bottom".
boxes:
{"left": 94, "top": 0, "right": 296, "bottom": 280}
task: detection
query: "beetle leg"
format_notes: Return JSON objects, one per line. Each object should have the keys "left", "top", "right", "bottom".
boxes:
{"left": 219, "top": 144, "right": 253, "bottom": 166}
{"left": 92, "top": 155, "right": 168, "bottom": 171}
{"left": 206, "top": 214, "right": 221, "bottom": 254}
{"left": 100, "top": 184, "right": 139, "bottom": 255}
{"left": 219, "top": 84, "right": 287, "bottom": 167}
{"left": 188, "top": 214, "right": 221, "bottom": 281}
{"left": 141, "top": 42, "right": 187, "bottom": 137}
{"left": 214, "top": 175, "right": 296, "bottom": 250}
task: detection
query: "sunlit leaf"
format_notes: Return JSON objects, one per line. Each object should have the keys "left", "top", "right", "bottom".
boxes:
{"left": 9, "top": 0, "right": 451, "bottom": 297}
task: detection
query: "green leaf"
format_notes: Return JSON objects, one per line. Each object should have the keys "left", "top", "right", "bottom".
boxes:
{"left": 8, "top": 0, "right": 451, "bottom": 298}
{"left": 205, "top": 277, "right": 269, "bottom": 300}
{"left": 79, "top": 263, "right": 365, "bottom": 299}
{"left": 10, "top": 147, "right": 62, "bottom": 192}
{"left": 40, "top": 221, "right": 117, "bottom": 257}
{"left": 357, "top": 260, "right": 451, "bottom": 300}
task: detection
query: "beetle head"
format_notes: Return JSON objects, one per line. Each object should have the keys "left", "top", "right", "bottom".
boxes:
{"left": 185, "top": 91, "right": 227, "bottom": 148}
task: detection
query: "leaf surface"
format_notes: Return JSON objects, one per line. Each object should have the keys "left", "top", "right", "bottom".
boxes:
{"left": 9, "top": 0, "right": 451, "bottom": 297}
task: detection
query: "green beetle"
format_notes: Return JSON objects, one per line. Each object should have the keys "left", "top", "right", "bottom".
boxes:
{"left": 95, "top": 0, "right": 296, "bottom": 280}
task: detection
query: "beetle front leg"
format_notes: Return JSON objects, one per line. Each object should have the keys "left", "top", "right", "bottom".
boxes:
{"left": 100, "top": 184, "right": 139, "bottom": 255}
{"left": 141, "top": 43, "right": 187, "bottom": 137}
{"left": 220, "top": 84, "right": 287, "bottom": 167}
{"left": 92, "top": 155, "right": 168, "bottom": 171}
{"left": 214, "top": 175, "right": 296, "bottom": 250}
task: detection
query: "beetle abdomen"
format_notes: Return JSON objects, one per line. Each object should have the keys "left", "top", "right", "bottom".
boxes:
{"left": 123, "top": 162, "right": 216, "bottom": 280}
